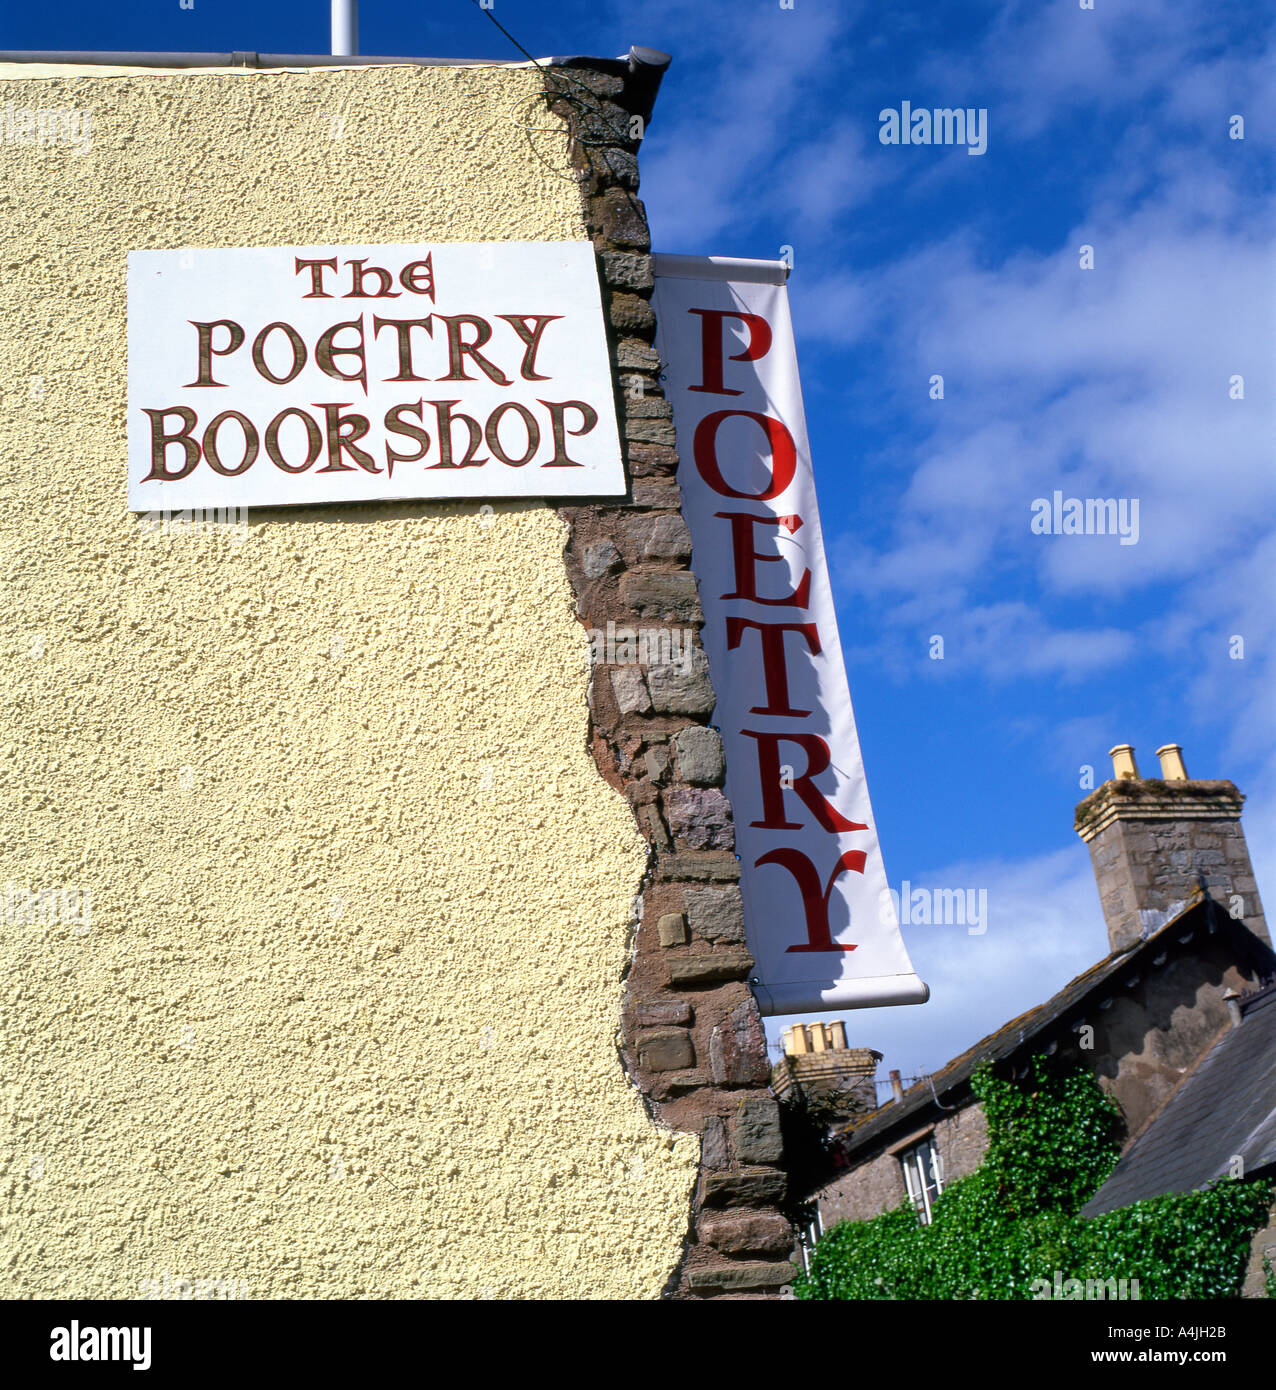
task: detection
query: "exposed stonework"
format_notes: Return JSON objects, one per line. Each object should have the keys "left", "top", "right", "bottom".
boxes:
{"left": 646, "top": 648, "right": 715, "bottom": 715}
{"left": 772, "top": 1048, "right": 880, "bottom": 1120}
{"left": 544, "top": 59, "right": 795, "bottom": 1299}
{"left": 733, "top": 1097, "right": 786, "bottom": 1165}
{"left": 684, "top": 886, "right": 746, "bottom": 944}
{"left": 686, "top": 1261, "right": 796, "bottom": 1293}
{"left": 1075, "top": 777, "right": 1270, "bottom": 952}
{"left": 663, "top": 786, "right": 734, "bottom": 850}
{"left": 698, "top": 1209, "right": 794, "bottom": 1255}
{"left": 657, "top": 912, "right": 688, "bottom": 947}
{"left": 583, "top": 539, "right": 622, "bottom": 579}
{"left": 671, "top": 725, "right": 725, "bottom": 786}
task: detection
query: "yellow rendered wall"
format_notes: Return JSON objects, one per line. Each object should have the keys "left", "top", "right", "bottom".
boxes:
{"left": 0, "top": 62, "right": 698, "bottom": 1299}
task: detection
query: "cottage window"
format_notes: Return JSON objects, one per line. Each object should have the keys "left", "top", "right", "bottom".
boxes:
{"left": 796, "top": 1200, "right": 824, "bottom": 1273}
{"left": 900, "top": 1138, "right": 943, "bottom": 1225}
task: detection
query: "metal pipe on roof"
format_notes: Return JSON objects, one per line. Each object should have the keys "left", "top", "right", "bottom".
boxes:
{"left": 622, "top": 45, "right": 671, "bottom": 125}
{"left": 331, "top": 1, "right": 358, "bottom": 59}
{"left": 0, "top": 47, "right": 663, "bottom": 74}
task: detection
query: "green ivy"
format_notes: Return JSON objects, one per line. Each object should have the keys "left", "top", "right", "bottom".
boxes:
{"left": 795, "top": 1055, "right": 1273, "bottom": 1300}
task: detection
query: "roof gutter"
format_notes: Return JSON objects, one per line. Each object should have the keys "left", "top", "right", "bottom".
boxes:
{"left": 0, "top": 45, "right": 672, "bottom": 124}
{"left": 0, "top": 51, "right": 569, "bottom": 68}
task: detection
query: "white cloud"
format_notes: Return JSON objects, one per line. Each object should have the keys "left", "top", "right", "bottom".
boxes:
{"left": 766, "top": 842, "right": 1109, "bottom": 1086}
{"left": 821, "top": 173, "right": 1273, "bottom": 697}
{"left": 913, "top": 0, "right": 1261, "bottom": 140}
{"left": 838, "top": 588, "right": 1137, "bottom": 684}
{"left": 636, "top": 0, "right": 857, "bottom": 249}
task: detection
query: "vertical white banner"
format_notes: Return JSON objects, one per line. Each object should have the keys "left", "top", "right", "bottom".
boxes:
{"left": 653, "top": 254, "right": 928, "bottom": 1016}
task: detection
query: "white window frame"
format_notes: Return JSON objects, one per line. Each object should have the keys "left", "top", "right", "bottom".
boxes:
{"left": 900, "top": 1137, "right": 944, "bottom": 1225}
{"left": 796, "top": 1201, "right": 824, "bottom": 1273}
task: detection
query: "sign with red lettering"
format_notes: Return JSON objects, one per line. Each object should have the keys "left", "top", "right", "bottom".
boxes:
{"left": 128, "top": 242, "right": 625, "bottom": 509}
{"left": 653, "top": 254, "right": 929, "bottom": 1016}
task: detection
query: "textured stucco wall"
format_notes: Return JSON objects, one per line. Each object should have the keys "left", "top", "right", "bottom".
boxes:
{"left": 0, "top": 62, "right": 698, "bottom": 1299}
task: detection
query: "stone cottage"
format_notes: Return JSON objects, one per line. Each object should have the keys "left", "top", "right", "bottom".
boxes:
{"left": 794, "top": 743, "right": 1276, "bottom": 1291}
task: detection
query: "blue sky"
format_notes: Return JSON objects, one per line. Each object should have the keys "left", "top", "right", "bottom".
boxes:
{"left": 8, "top": 1, "right": 1273, "bottom": 1091}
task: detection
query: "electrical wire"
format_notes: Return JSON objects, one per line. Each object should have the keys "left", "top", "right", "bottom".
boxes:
{"left": 463, "top": 0, "right": 640, "bottom": 147}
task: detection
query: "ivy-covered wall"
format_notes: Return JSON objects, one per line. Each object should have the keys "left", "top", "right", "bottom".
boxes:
{"left": 798, "top": 1057, "right": 1273, "bottom": 1300}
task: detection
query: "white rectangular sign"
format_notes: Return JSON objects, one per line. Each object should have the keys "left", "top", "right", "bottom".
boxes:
{"left": 653, "top": 254, "right": 929, "bottom": 1016}
{"left": 128, "top": 241, "right": 626, "bottom": 510}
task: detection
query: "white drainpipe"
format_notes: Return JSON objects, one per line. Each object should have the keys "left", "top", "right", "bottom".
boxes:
{"left": 331, "top": 0, "right": 358, "bottom": 58}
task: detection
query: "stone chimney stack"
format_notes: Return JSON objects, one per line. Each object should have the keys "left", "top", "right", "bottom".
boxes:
{"left": 771, "top": 1024, "right": 880, "bottom": 1119}
{"left": 1075, "top": 743, "right": 1269, "bottom": 954}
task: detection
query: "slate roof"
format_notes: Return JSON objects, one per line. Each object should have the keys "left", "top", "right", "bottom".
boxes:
{"left": 1081, "top": 978, "right": 1276, "bottom": 1216}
